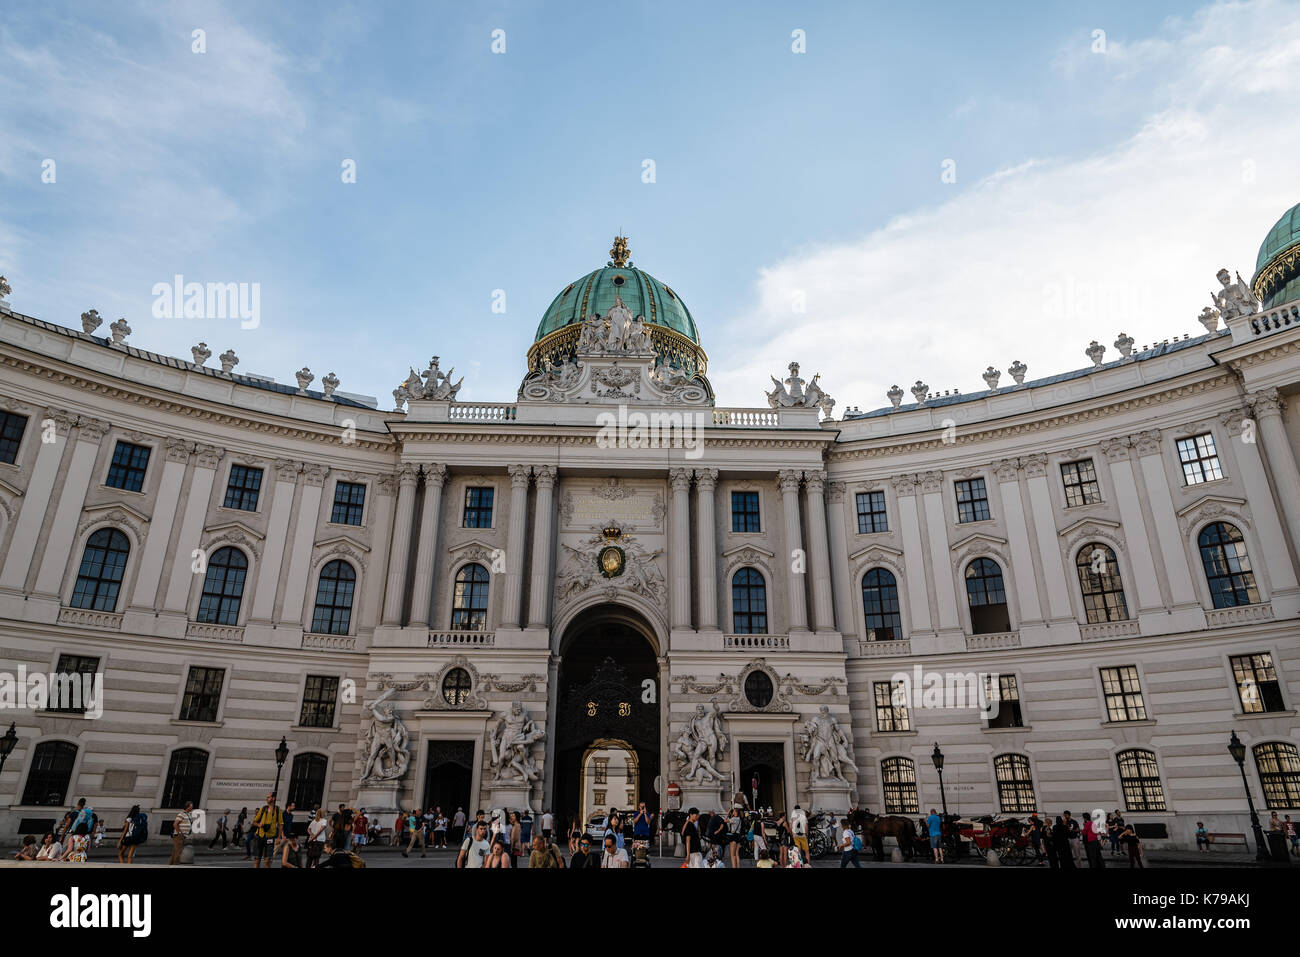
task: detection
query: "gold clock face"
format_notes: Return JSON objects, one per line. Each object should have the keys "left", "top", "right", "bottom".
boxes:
{"left": 598, "top": 545, "right": 625, "bottom": 578}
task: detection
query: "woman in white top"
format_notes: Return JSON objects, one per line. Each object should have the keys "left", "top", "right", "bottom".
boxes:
{"left": 35, "top": 833, "right": 63, "bottom": 861}
{"left": 307, "top": 809, "right": 328, "bottom": 867}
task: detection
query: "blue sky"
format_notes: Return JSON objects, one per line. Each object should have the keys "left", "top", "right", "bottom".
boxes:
{"left": 3, "top": 0, "right": 1298, "bottom": 408}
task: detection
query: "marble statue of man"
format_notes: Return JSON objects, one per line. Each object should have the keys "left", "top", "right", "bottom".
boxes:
{"left": 360, "top": 687, "right": 410, "bottom": 782}
{"left": 490, "top": 700, "right": 546, "bottom": 782}
{"left": 1211, "top": 268, "right": 1260, "bottom": 321}
{"left": 802, "top": 705, "right": 852, "bottom": 782}
{"left": 677, "top": 699, "right": 727, "bottom": 783}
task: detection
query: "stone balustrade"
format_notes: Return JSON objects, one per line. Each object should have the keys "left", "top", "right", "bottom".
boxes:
{"left": 965, "top": 630, "right": 1021, "bottom": 650}
{"left": 723, "top": 633, "right": 790, "bottom": 650}
{"left": 428, "top": 629, "right": 496, "bottom": 648}
{"left": 1080, "top": 620, "right": 1141, "bottom": 641}
{"left": 58, "top": 606, "right": 123, "bottom": 631}
{"left": 185, "top": 621, "right": 245, "bottom": 643}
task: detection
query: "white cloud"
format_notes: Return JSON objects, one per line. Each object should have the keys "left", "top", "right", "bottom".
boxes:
{"left": 710, "top": 0, "right": 1300, "bottom": 411}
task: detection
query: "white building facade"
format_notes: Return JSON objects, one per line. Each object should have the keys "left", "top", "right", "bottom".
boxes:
{"left": 0, "top": 220, "right": 1298, "bottom": 849}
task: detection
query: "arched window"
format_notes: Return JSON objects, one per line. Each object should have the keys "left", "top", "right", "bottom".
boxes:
{"left": 196, "top": 547, "right": 247, "bottom": 625}
{"left": 862, "top": 568, "right": 902, "bottom": 640}
{"left": 161, "top": 748, "right": 208, "bottom": 808}
{"left": 965, "top": 557, "right": 1010, "bottom": 634}
{"left": 1198, "top": 523, "right": 1260, "bottom": 608}
{"left": 442, "top": 667, "right": 472, "bottom": 706}
{"left": 731, "top": 568, "right": 768, "bottom": 634}
{"left": 451, "top": 563, "right": 489, "bottom": 630}
{"left": 69, "top": 528, "right": 130, "bottom": 611}
{"left": 880, "top": 757, "right": 919, "bottom": 815}
{"left": 21, "top": 741, "right": 78, "bottom": 806}
{"left": 287, "top": 752, "right": 329, "bottom": 812}
{"left": 311, "top": 560, "right": 356, "bottom": 635}
{"left": 1253, "top": 742, "right": 1300, "bottom": 810}
{"left": 1116, "top": 749, "right": 1167, "bottom": 811}
{"left": 1075, "top": 543, "right": 1129, "bottom": 622}
{"left": 994, "top": 754, "right": 1036, "bottom": 813}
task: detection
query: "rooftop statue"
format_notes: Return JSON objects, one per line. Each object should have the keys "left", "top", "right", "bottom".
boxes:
{"left": 767, "top": 361, "right": 835, "bottom": 417}
{"left": 1211, "top": 267, "right": 1260, "bottom": 321}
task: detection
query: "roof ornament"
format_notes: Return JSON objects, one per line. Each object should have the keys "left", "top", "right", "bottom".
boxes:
{"left": 766, "top": 361, "right": 835, "bottom": 417}
{"left": 1008, "top": 360, "right": 1028, "bottom": 385}
{"left": 109, "top": 317, "right": 131, "bottom": 348}
{"left": 80, "top": 309, "right": 103, "bottom": 334}
{"left": 608, "top": 235, "right": 631, "bottom": 268}
{"left": 1210, "top": 267, "right": 1259, "bottom": 321}
{"left": 0, "top": 276, "right": 10, "bottom": 304}
{"left": 982, "top": 367, "right": 1001, "bottom": 391}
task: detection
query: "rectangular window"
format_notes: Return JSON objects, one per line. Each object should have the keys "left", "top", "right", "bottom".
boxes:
{"left": 594, "top": 789, "right": 606, "bottom": 807}
{"left": 856, "top": 490, "right": 888, "bottom": 533}
{"left": 0, "top": 410, "right": 30, "bottom": 465}
{"left": 984, "top": 674, "right": 1024, "bottom": 728}
{"left": 463, "top": 486, "right": 494, "bottom": 528}
{"left": 594, "top": 759, "right": 607, "bottom": 785}
{"left": 105, "top": 441, "right": 151, "bottom": 492}
{"left": 955, "top": 478, "right": 991, "bottom": 523}
{"left": 1177, "top": 433, "right": 1223, "bottom": 485}
{"left": 48, "top": 654, "right": 100, "bottom": 714}
{"left": 298, "top": 675, "right": 340, "bottom": 728}
{"left": 178, "top": 666, "right": 225, "bottom": 723}
{"left": 1230, "top": 653, "right": 1285, "bottom": 714}
{"left": 731, "top": 491, "right": 761, "bottom": 533}
{"left": 330, "top": 481, "right": 366, "bottom": 525}
{"left": 1060, "top": 459, "right": 1102, "bottom": 507}
{"left": 874, "top": 680, "right": 910, "bottom": 732}
{"left": 1100, "top": 666, "right": 1147, "bottom": 722}
{"left": 223, "top": 465, "right": 263, "bottom": 511}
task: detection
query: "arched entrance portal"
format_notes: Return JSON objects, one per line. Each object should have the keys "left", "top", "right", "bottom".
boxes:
{"left": 553, "top": 605, "right": 660, "bottom": 835}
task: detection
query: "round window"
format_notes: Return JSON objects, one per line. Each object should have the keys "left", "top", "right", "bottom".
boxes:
{"left": 442, "top": 667, "right": 472, "bottom": 707}
{"left": 744, "top": 670, "right": 774, "bottom": 709}
{"left": 612, "top": 274, "right": 626, "bottom": 286}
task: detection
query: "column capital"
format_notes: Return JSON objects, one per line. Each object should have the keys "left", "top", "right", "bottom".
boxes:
{"left": 670, "top": 467, "right": 693, "bottom": 491}
{"left": 1021, "top": 453, "right": 1048, "bottom": 478}
{"left": 804, "top": 469, "right": 827, "bottom": 494}
{"left": 888, "top": 473, "right": 918, "bottom": 496}
{"left": 508, "top": 463, "right": 532, "bottom": 487}
{"left": 1100, "top": 437, "right": 1132, "bottom": 462}
{"left": 919, "top": 470, "right": 944, "bottom": 493}
{"left": 825, "top": 480, "right": 847, "bottom": 504}
{"left": 165, "top": 437, "right": 194, "bottom": 463}
{"left": 193, "top": 443, "right": 223, "bottom": 469}
{"left": 42, "top": 408, "right": 74, "bottom": 438}
{"left": 1219, "top": 407, "right": 1253, "bottom": 436}
{"left": 1129, "top": 429, "right": 1162, "bottom": 456}
{"left": 422, "top": 462, "right": 448, "bottom": 488}
{"left": 396, "top": 462, "right": 421, "bottom": 488}
{"left": 274, "top": 458, "right": 303, "bottom": 482}
{"left": 533, "top": 464, "right": 557, "bottom": 489}
{"left": 1250, "top": 388, "right": 1286, "bottom": 420}
{"left": 693, "top": 467, "right": 718, "bottom": 491}
{"left": 75, "top": 416, "right": 111, "bottom": 442}
{"left": 992, "top": 458, "right": 1020, "bottom": 483}
{"left": 777, "top": 468, "right": 803, "bottom": 493}
{"left": 302, "top": 463, "right": 330, "bottom": 487}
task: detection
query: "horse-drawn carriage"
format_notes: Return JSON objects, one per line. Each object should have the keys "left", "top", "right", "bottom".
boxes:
{"left": 955, "top": 815, "right": 1039, "bottom": 865}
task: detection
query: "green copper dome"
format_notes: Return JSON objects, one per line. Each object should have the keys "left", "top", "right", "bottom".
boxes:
{"left": 1253, "top": 202, "right": 1300, "bottom": 308}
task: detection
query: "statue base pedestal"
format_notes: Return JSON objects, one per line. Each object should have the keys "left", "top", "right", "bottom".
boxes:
{"left": 807, "top": 778, "right": 854, "bottom": 814}
{"left": 678, "top": 782, "right": 725, "bottom": 815}
{"left": 487, "top": 779, "right": 535, "bottom": 815}
{"left": 357, "top": 781, "right": 403, "bottom": 818}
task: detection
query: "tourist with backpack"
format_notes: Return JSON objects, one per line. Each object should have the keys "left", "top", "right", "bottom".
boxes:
{"left": 252, "top": 793, "right": 284, "bottom": 868}
{"left": 839, "top": 820, "right": 861, "bottom": 868}
{"left": 117, "top": 804, "right": 147, "bottom": 864}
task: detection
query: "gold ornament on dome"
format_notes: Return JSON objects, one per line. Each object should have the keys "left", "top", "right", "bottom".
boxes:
{"left": 609, "top": 235, "right": 630, "bottom": 268}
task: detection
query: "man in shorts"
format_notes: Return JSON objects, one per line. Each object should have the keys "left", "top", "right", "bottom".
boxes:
{"left": 789, "top": 804, "right": 810, "bottom": 863}
{"left": 927, "top": 808, "right": 944, "bottom": 863}
{"left": 252, "top": 793, "right": 283, "bottom": 869}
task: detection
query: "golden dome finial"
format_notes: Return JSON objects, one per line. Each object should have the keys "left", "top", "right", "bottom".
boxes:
{"left": 609, "top": 235, "right": 630, "bottom": 267}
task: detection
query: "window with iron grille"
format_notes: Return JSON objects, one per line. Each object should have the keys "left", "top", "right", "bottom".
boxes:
{"left": 1076, "top": 544, "right": 1129, "bottom": 622}
{"left": 994, "top": 754, "right": 1036, "bottom": 813}
{"left": 48, "top": 654, "right": 100, "bottom": 714}
{"left": 984, "top": 674, "right": 1024, "bottom": 728}
{"left": 881, "top": 757, "right": 919, "bottom": 815}
{"left": 1253, "top": 742, "right": 1300, "bottom": 810}
{"left": 731, "top": 491, "right": 761, "bottom": 532}
{"left": 330, "top": 481, "right": 366, "bottom": 525}
{"left": 299, "top": 675, "right": 340, "bottom": 728}
{"left": 178, "top": 666, "right": 224, "bottom": 723}
{"left": 731, "top": 568, "right": 767, "bottom": 634}
{"left": 223, "top": 464, "right": 263, "bottom": 511}
{"left": 451, "top": 563, "right": 489, "bottom": 630}
{"left": 874, "top": 680, "right": 910, "bottom": 732}
{"left": 463, "top": 486, "right": 494, "bottom": 528}
{"left": 21, "top": 741, "right": 78, "bottom": 806}
{"left": 105, "top": 441, "right": 151, "bottom": 492}
{"left": 856, "top": 490, "right": 888, "bottom": 533}
{"left": 288, "top": 753, "right": 328, "bottom": 811}
{"left": 161, "top": 748, "right": 208, "bottom": 807}
{"left": 442, "top": 668, "right": 472, "bottom": 706}
{"left": 196, "top": 547, "right": 247, "bottom": 625}
{"left": 1198, "top": 522, "right": 1260, "bottom": 608}
{"left": 0, "top": 410, "right": 28, "bottom": 465}
{"left": 1100, "top": 666, "right": 1147, "bottom": 722}
{"left": 311, "top": 560, "right": 355, "bottom": 635}
{"left": 69, "top": 528, "right": 130, "bottom": 611}
{"left": 861, "top": 568, "right": 902, "bottom": 640}
{"left": 1060, "top": 459, "right": 1102, "bottom": 507}
{"left": 1177, "top": 433, "right": 1223, "bottom": 485}
{"left": 955, "top": 478, "right": 991, "bottom": 523}
{"left": 1230, "top": 653, "right": 1285, "bottom": 714}
{"left": 1116, "top": 749, "right": 1167, "bottom": 811}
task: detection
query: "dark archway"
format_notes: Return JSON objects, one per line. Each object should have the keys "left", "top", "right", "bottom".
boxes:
{"left": 423, "top": 740, "right": 474, "bottom": 820}
{"left": 554, "top": 604, "right": 660, "bottom": 837}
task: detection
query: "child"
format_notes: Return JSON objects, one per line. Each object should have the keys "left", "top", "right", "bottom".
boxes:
{"left": 756, "top": 848, "right": 775, "bottom": 869}
{"left": 632, "top": 843, "right": 651, "bottom": 869}
{"left": 1195, "top": 822, "right": 1208, "bottom": 853}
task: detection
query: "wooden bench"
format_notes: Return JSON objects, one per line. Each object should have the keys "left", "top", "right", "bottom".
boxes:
{"left": 1205, "top": 832, "right": 1248, "bottom": 848}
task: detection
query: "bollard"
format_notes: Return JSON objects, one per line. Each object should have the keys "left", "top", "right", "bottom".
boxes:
{"left": 890, "top": 846, "right": 903, "bottom": 863}
{"left": 986, "top": 848, "right": 1000, "bottom": 866}
{"left": 179, "top": 843, "right": 195, "bottom": 865}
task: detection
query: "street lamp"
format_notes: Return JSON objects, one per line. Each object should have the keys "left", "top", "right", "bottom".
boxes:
{"left": 273, "top": 736, "right": 290, "bottom": 802}
{"left": 1227, "top": 731, "right": 1269, "bottom": 861}
{"left": 0, "top": 722, "right": 18, "bottom": 778}
{"left": 931, "top": 742, "right": 948, "bottom": 818}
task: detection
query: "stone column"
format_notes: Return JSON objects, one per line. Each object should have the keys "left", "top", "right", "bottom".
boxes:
{"left": 825, "top": 481, "right": 855, "bottom": 638}
{"left": 779, "top": 469, "right": 809, "bottom": 633}
{"left": 281, "top": 463, "right": 330, "bottom": 624}
{"left": 1220, "top": 408, "right": 1299, "bottom": 592}
{"left": 1021, "top": 453, "right": 1075, "bottom": 621}
{"left": 34, "top": 416, "right": 109, "bottom": 596}
{"left": 381, "top": 463, "right": 421, "bottom": 625}
{"left": 804, "top": 469, "right": 836, "bottom": 633}
{"left": 890, "top": 474, "right": 933, "bottom": 634}
{"left": 407, "top": 463, "right": 447, "bottom": 628}
{"left": 527, "top": 465, "right": 557, "bottom": 627}
{"left": 130, "top": 437, "right": 191, "bottom": 610}
{"left": 1131, "top": 429, "right": 1198, "bottom": 607}
{"left": 0, "top": 409, "right": 72, "bottom": 591}
{"left": 920, "top": 471, "right": 960, "bottom": 632}
{"left": 249, "top": 459, "right": 301, "bottom": 622}
{"left": 1102, "top": 438, "right": 1164, "bottom": 613}
{"left": 695, "top": 468, "right": 719, "bottom": 631}
{"left": 500, "top": 464, "right": 532, "bottom": 627}
{"left": 1252, "top": 389, "right": 1300, "bottom": 560}
{"left": 669, "top": 467, "right": 693, "bottom": 630}
{"left": 162, "top": 445, "right": 223, "bottom": 613}
{"left": 992, "top": 458, "right": 1042, "bottom": 626}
